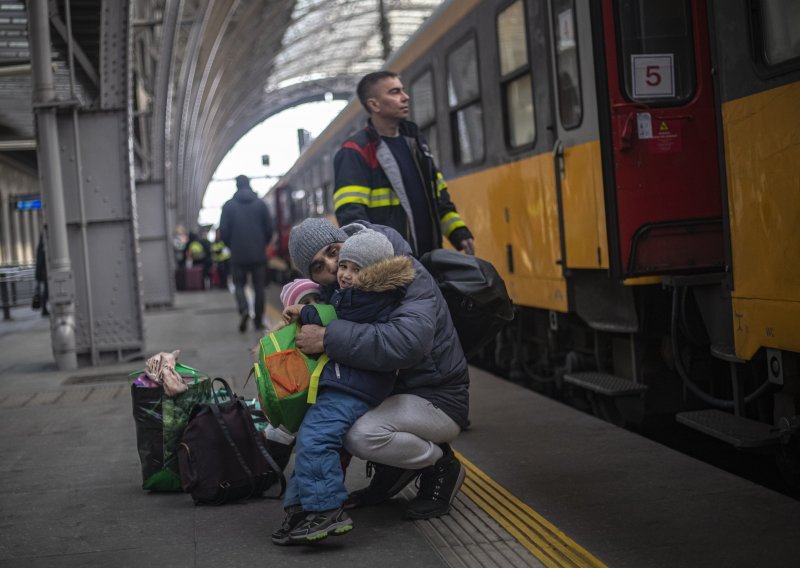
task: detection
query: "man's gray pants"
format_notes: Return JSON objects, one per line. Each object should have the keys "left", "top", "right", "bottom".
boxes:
{"left": 343, "top": 394, "right": 461, "bottom": 469}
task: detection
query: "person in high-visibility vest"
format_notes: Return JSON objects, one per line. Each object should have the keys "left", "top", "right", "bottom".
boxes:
{"left": 333, "top": 71, "right": 475, "bottom": 258}
{"left": 182, "top": 231, "right": 213, "bottom": 288}
{"left": 211, "top": 228, "right": 231, "bottom": 289}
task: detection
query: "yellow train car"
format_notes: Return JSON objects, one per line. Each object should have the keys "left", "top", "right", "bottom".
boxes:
{"left": 277, "top": 0, "right": 800, "bottom": 484}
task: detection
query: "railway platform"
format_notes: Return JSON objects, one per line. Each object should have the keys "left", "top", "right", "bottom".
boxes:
{"left": 1, "top": 287, "right": 799, "bottom": 568}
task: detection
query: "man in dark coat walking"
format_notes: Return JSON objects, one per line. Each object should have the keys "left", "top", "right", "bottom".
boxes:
{"left": 219, "top": 175, "right": 273, "bottom": 331}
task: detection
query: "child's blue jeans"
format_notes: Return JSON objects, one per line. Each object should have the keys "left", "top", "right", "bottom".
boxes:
{"left": 283, "top": 388, "right": 369, "bottom": 512}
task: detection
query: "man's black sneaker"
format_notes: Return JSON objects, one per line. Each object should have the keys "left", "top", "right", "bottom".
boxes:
{"left": 344, "top": 462, "right": 419, "bottom": 509}
{"left": 406, "top": 444, "right": 466, "bottom": 520}
{"left": 271, "top": 505, "right": 305, "bottom": 546}
{"left": 287, "top": 507, "right": 353, "bottom": 542}
{"left": 238, "top": 312, "right": 249, "bottom": 333}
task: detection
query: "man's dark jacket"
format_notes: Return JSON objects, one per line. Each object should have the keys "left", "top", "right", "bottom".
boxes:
{"left": 219, "top": 186, "right": 273, "bottom": 265}
{"left": 333, "top": 120, "right": 472, "bottom": 257}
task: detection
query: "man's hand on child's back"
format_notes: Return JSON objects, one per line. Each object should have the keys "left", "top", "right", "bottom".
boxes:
{"left": 296, "top": 324, "right": 325, "bottom": 355}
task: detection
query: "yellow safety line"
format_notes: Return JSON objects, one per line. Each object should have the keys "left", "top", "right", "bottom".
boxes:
{"left": 455, "top": 451, "right": 607, "bottom": 568}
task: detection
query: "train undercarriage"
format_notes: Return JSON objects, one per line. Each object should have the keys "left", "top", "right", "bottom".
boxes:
{"left": 479, "top": 280, "right": 800, "bottom": 493}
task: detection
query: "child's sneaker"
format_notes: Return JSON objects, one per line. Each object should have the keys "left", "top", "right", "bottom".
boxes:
{"left": 271, "top": 506, "right": 305, "bottom": 546}
{"left": 288, "top": 507, "right": 353, "bottom": 542}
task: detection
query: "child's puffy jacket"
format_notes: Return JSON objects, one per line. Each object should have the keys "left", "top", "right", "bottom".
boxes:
{"left": 300, "top": 255, "right": 415, "bottom": 406}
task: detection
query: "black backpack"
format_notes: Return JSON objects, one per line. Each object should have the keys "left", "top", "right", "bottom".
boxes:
{"left": 177, "top": 379, "right": 288, "bottom": 505}
{"left": 420, "top": 249, "right": 514, "bottom": 359}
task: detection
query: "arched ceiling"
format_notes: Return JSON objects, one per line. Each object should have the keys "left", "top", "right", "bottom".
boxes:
{"left": 0, "top": 0, "right": 445, "bottom": 226}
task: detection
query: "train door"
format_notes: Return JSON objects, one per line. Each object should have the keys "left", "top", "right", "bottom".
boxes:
{"left": 601, "top": 0, "right": 723, "bottom": 276}
{"left": 547, "top": 0, "right": 608, "bottom": 271}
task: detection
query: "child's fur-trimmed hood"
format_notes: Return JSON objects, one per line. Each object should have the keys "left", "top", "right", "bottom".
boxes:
{"left": 355, "top": 255, "right": 415, "bottom": 293}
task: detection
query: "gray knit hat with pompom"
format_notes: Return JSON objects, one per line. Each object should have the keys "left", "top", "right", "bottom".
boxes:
{"left": 288, "top": 218, "right": 348, "bottom": 278}
{"left": 338, "top": 229, "right": 394, "bottom": 269}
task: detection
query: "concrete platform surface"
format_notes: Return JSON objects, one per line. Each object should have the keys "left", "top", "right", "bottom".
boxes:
{"left": 3, "top": 288, "right": 800, "bottom": 568}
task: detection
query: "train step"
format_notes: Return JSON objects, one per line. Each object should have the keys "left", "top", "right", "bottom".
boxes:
{"left": 676, "top": 409, "right": 781, "bottom": 448}
{"left": 563, "top": 371, "right": 647, "bottom": 397}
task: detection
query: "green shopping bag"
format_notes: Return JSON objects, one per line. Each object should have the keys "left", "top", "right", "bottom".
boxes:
{"left": 254, "top": 304, "right": 336, "bottom": 433}
{"left": 130, "top": 363, "right": 211, "bottom": 491}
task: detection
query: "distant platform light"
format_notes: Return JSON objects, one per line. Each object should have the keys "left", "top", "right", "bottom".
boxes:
{"left": 324, "top": 92, "right": 333, "bottom": 102}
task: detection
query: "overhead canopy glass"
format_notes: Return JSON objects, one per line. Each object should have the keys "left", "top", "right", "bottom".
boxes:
{"left": 267, "top": 0, "right": 444, "bottom": 93}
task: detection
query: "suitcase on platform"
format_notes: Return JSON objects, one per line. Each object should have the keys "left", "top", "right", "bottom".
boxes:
{"left": 184, "top": 265, "right": 205, "bottom": 290}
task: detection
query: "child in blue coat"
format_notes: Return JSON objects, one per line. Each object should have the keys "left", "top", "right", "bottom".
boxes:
{"left": 273, "top": 228, "right": 415, "bottom": 545}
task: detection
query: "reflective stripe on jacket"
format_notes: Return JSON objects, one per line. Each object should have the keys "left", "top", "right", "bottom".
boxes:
{"left": 333, "top": 120, "right": 471, "bottom": 257}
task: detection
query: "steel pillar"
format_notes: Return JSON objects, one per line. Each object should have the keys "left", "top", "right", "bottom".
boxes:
{"left": 48, "top": 0, "right": 144, "bottom": 366}
{"left": 0, "top": 192, "right": 11, "bottom": 264}
{"left": 135, "top": 0, "right": 182, "bottom": 307}
{"left": 29, "top": 0, "right": 78, "bottom": 370}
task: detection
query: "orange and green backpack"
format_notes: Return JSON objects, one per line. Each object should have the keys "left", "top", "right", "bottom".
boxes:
{"left": 253, "top": 303, "right": 337, "bottom": 433}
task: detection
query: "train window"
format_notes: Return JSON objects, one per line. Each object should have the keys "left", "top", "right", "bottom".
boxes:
{"left": 755, "top": 0, "right": 800, "bottom": 67}
{"left": 552, "top": 0, "right": 583, "bottom": 128}
{"left": 410, "top": 70, "right": 440, "bottom": 161}
{"left": 615, "top": 0, "right": 696, "bottom": 105}
{"left": 497, "top": 0, "right": 535, "bottom": 148}
{"left": 447, "top": 36, "right": 485, "bottom": 165}
{"left": 411, "top": 70, "right": 435, "bottom": 126}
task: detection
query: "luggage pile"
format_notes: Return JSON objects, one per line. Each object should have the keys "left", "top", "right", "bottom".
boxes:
{"left": 130, "top": 351, "right": 289, "bottom": 504}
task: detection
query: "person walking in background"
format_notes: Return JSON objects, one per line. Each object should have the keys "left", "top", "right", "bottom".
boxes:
{"left": 333, "top": 70, "right": 475, "bottom": 258}
{"left": 34, "top": 233, "right": 48, "bottom": 317}
{"left": 219, "top": 174, "right": 273, "bottom": 332}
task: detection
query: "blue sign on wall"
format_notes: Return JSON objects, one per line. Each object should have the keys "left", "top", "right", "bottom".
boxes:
{"left": 16, "top": 199, "right": 41, "bottom": 210}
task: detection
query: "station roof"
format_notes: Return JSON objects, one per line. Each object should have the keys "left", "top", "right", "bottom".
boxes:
{"left": 0, "top": 0, "right": 445, "bottom": 225}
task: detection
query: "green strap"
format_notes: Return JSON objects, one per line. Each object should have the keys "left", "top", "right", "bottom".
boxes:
{"left": 311, "top": 303, "right": 338, "bottom": 327}
{"left": 127, "top": 361, "right": 201, "bottom": 384}
{"left": 306, "top": 354, "right": 329, "bottom": 404}
{"left": 174, "top": 363, "right": 199, "bottom": 384}
{"left": 268, "top": 332, "right": 280, "bottom": 352}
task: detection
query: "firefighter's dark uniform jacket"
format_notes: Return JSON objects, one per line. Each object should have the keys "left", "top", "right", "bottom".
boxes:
{"left": 333, "top": 119, "right": 472, "bottom": 257}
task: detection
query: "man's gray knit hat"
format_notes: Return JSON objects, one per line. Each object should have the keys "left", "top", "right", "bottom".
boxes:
{"left": 339, "top": 228, "right": 395, "bottom": 269}
{"left": 288, "top": 218, "right": 348, "bottom": 278}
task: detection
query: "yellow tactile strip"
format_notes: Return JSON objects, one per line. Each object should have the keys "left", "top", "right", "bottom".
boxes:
{"left": 455, "top": 451, "right": 607, "bottom": 568}
{"left": 411, "top": 489, "right": 546, "bottom": 568}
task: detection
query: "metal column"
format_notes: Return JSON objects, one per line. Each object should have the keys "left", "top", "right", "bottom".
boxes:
{"left": 135, "top": 0, "right": 183, "bottom": 307}
{"left": 51, "top": 0, "right": 145, "bottom": 366}
{"left": 28, "top": 0, "right": 78, "bottom": 369}
{"left": 0, "top": 192, "right": 11, "bottom": 264}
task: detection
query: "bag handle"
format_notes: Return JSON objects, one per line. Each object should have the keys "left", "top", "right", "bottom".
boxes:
{"left": 127, "top": 362, "right": 203, "bottom": 384}
{"left": 306, "top": 353, "right": 330, "bottom": 404}
{"left": 210, "top": 377, "right": 235, "bottom": 404}
{"left": 175, "top": 363, "right": 200, "bottom": 384}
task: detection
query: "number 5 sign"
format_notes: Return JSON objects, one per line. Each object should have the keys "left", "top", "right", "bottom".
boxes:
{"left": 631, "top": 54, "right": 675, "bottom": 98}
